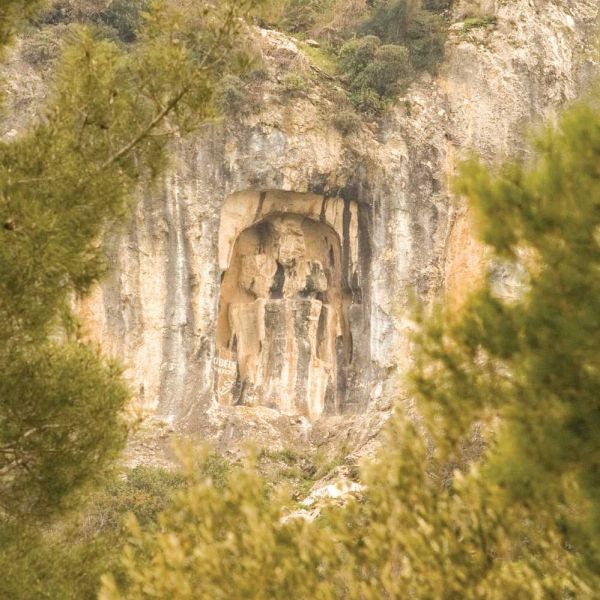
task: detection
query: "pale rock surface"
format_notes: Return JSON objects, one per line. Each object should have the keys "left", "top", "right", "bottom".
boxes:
{"left": 4, "top": 0, "right": 598, "bottom": 463}
{"left": 301, "top": 481, "right": 364, "bottom": 507}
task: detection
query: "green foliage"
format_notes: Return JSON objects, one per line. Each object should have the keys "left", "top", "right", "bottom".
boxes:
{"left": 0, "top": 466, "right": 185, "bottom": 599}
{"left": 256, "top": 1, "right": 447, "bottom": 112}
{"left": 333, "top": 1, "right": 447, "bottom": 111}
{"left": 281, "top": 72, "right": 310, "bottom": 97}
{"left": 0, "top": 342, "right": 129, "bottom": 518}
{"left": 358, "top": 0, "right": 447, "bottom": 72}
{"left": 36, "top": 0, "right": 150, "bottom": 42}
{"left": 0, "top": 522, "right": 119, "bottom": 600}
{"left": 354, "top": 43, "right": 412, "bottom": 96}
{"left": 0, "top": 0, "right": 266, "bottom": 521}
{"left": 414, "top": 94, "right": 600, "bottom": 558}
{"left": 253, "top": 1, "right": 448, "bottom": 115}
{"left": 338, "top": 35, "right": 381, "bottom": 79}
{"left": 404, "top": 9, "right": 447, "bottom": 71}
{"left": 214, "top": 67, "right": 266, "bottom": 118}
{"left": 244, "top": 65, "right": 270, "bottom": 82}
{"left": 0, "top": 0, "right": 45, "bottom": 52}
{"left": 300, "top": 43, "right": 338, "bottom": 77}
{"left": 198, "top": 452, "right": 231, "bottom": 491}
{"left": 359, "top": 0, "right": 421, "bottom": 43}
{"left": 104, "top": 425, "right": 594, "bottom": 599}
{"left": 258, "top": 447, "right": 302, "bottom": 465}
{"left": 350, "top": 87, "right": 384, "bottom": 114}
{"left": 98, "top": 0, "right": 150, "bottom": 43}
{"left": 422, "top": 0, "right": 453, "bottom": 10}
{"left": 99, "top": 465, "right": 187, "bottom": 527}
{"left": 100, "top": 455, "right": 327, "bottom": 600}
{"left": 462, "top": 15, "right": 497, "bottom": 33}
{"left": 103, "top": 85, "right": 600, "bottom": 600}
{"left": 353, "top": 421, "right": 593, "bottom": 598}
{"left": 280, "top": 0, "right": 322, "bottom": 33}
{"left": 339, "top": 35, "right": 412, "bottom": 109}
{"left": 255, "top": 0, "right": 337, "bottom": 34}
{"left": 0, "top": 3, "right": 269, "bottom": 593}
{"left": 21, "top": 23, "right": 70, "bottom": 66}
{"left": 256, "top": 448, "right": 316, "bottom": 496}
{"left": 214, "top": 75, "right": 248, "bottom": 116}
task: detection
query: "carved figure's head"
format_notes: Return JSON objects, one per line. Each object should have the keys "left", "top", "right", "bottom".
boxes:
{"left": 272, "top": 217, "right": 306, "bottom": 268}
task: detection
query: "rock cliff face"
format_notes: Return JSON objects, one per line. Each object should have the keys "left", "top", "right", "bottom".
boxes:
{"left": 69, "top": 0, "right": 598, "bottom": 458}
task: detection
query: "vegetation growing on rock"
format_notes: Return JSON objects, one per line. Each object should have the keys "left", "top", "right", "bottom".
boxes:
{"left": 1, "top": 465, "right": 186, "bottom": 599}
{"left": 332, "top": 109, "right": 362, "bottom": 135}
{"left": 462, "top": 15, "right": 497, "bottom": 34}
{"left": 0, "top": 0, "right": 263, "bottom": 520}
{"left": 0, "top": 1, "right": 265, "bottom": 596}
{"left": 256, "top": 0, "right": 450, "bottom": 112}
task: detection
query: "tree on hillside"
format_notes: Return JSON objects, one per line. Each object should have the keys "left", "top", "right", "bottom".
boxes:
{"left": 0, "top": 0, "right": 264, "bottom": 520}
{"left": 412, "top": 88, "right": 600, "bottom": 571}
{"left": 102, "top": 90, "right": 600, "bottom": 598}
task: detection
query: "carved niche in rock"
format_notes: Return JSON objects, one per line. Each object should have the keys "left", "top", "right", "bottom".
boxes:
{"left": 216, "top": 208, "right": 356, "bottom": 420}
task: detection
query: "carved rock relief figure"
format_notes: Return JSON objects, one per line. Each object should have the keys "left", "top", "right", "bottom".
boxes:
{"left": 216, "top": 212, "right": 353, "bottom": 420}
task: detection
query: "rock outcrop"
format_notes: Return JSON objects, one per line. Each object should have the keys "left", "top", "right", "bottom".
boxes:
{"left": 7, "top": 0, "right": 596, "bottom": 461}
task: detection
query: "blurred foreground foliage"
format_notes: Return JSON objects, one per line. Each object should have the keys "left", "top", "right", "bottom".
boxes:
{"left": 0, "top": 0, "right": 264, "bottom": 521}
{"left": 3, "top": 1, "right": 600, "bottom": 598}
{"left": 0, "top": 3, "right": 265, "bottom": 596}
{"left": 0, "top": 465, "right": 186, "bottom": 599}
{"left": 102, "top": 91, "right": 600, "bottom": 598}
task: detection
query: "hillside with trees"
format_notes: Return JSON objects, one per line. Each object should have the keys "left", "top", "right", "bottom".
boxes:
{"left": 1, "top": 1, "right": 599, "bottom": 598}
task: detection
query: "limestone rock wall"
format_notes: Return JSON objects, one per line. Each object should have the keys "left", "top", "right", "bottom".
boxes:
{"left": 75, "top": 0, "right": 598, "bottom": 439}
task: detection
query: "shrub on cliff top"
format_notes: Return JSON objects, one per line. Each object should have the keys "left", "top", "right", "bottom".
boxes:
{"left": 339, "top": 35, "right": 413, "bottom": 108}
{"left": 334, "top": 1, "right": 447, "bottom": 111}
{"left": 353, "top": 43, "right": 412, "bottom": 96}
{"left": 359, "top": 0, "right": 447, "bottom": 73}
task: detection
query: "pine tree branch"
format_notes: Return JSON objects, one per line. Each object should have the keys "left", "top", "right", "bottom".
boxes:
{"left": 94, "top": 85, "right": 189, "bottom": 177}
{"left": 14, "top": 1, "right": 252, "bottom": 189}
{"left": 87, "top": 2, "right": 244, "bottom": 183}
